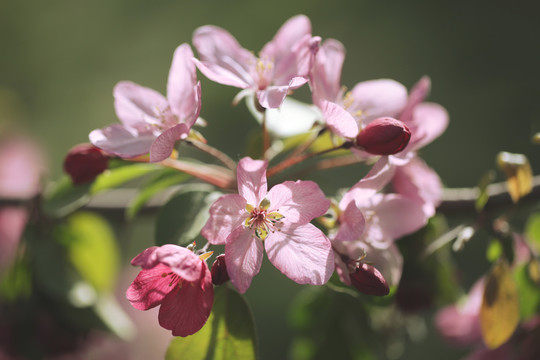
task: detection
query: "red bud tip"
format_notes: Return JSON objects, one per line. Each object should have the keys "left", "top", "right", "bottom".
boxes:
{"left": 63, "top": 144, "right": 108, "bottom": 185}
{"left": 211, "top": 254, "right": 230, "bottom": 286}
{"left": 349, "top": 263, "right": 390, "bottom": 296}
{"left": 355, "top": 117, "right": 411, "bottom": 155}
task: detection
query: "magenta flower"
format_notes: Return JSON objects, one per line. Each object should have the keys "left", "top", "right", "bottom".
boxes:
{"left": 192, "top": 15, "right": 319, "bottom": 109}
{"left": 126, "top": 245, "right": 213, "bottom": 337}
{"left": 201, "top": 157, "right": 334, "bottom": 293}
{"left": 89, "top": 43, "right": 201, "bottom": 163}
{"left": 311, "top": 39, "right": 408, "bottom": 138}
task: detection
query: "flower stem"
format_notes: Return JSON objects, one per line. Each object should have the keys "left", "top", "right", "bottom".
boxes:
{"left": 267, "top": 142, "right": 351, "bottom": 178}
{"left": 160, "top": 158, "right": 235, "bottom": 190}
{"left": 187, "top": 140, "right": 237, "bottom": 171}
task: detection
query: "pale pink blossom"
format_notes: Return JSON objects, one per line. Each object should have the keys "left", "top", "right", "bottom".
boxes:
{"left": 90, "top": 44, "right": 201, "bottom": 162}
{"left": 126, "top": 245, "right": 213, "bottom": 337}
{"left": 339, "top": 157, "right": 427, "bottom": 249}
{"left": 435, "top": 277, "right": 485, "bottom": 347}
{"left": 192, "top": 15, "right": 319, "bottom": 109}
{"left": 201, "top": 157, "right": 334, "bottom": 293}
{"left": 311, "top": 39, "right": 408, "bottom": 138}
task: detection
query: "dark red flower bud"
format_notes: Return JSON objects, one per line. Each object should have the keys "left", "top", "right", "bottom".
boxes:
{"left": 63, "top": 144, "right": 108, "bottom": 185}
{"left": 349, "top": 263, "right": 390, "bottom": 296}
{"left": 211, "top": 254, "right": 229, "bottom": 285}
{"left": 355, "top": 117, "right": 411, "bottom": 155}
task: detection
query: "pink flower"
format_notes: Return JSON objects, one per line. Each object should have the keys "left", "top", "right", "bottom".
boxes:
{"left": 90, "top": 43, "right": 201, "bottom": 162}
{"left": 201, "top": 157, "right": 334, "bottom": 293}
{"left": 311, "top": 39, "right": 408, "bottom": 138}
{"left": 435, "top": 278, "right": 485, "bottom": 347}
{"left": 339, "top": 157, "right": 427, "bottom": 249}
{"left": 126, "top": 245, "right": 213, "bottom": 337}
{"left": 192, "top": 15, "right": 319, "bottom": 109}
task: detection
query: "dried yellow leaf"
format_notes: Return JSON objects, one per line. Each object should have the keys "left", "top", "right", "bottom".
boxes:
{"left": 496, "top": 152, "right": 533, "bottom": 203}
{"left": 480, "top": 260, "right": 520, "bottom": 349}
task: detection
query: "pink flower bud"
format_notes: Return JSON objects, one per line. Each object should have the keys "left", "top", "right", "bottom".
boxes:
{"left": 349, "top": 263, "right": 390, "bottom": 296}
{"left": 63, "top": 144, "right": 108, "bottom": 185}
{"left": 355, "top": 117, "right": 411, "bottom": 155}
{"left": 211, "top": 254, "right": 230, "bottom": 285}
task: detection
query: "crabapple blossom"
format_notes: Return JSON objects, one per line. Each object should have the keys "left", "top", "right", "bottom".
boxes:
{"left": 355, "top": 117, "right": 411, "bottom": 155}
{"left": 311, "top": 38, "right": 408, "bottom": 139}
{"left": 201, "top": 157, "right": 334, "bottom": 293}
{"left": 89, "top": 43, "right": 201, "bottom": 163}
{"left": 126, "top": 245, "right": 213, "bottom": 337}
{"left": 192, "top": 15, "right": 319, "bottom": 109}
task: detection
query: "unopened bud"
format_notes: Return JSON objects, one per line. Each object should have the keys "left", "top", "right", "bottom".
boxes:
{"left": 355, "top": 117, "right": 411, "bottom": 155}
{"left": 63, "top": 144, "right": 108, "bottom": 185}
{"left": 349, "top": 262, "right": 390, "bottom": 296}
{"left": 211, "top": 254, "right": 229, "bottom": 285}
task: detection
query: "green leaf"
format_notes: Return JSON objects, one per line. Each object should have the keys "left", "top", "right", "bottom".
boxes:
{"left": 126, "top": 169, "right": 191, "bottom": 220}
{"left": 43, "top": 176, "right": 92, "bottom": 218}
{"left": 166, "top": 286, "right": 258, "bottom": 360}
{"left": 59, "top": 212, "right": 119, "bottom": 293}
{"left": 525, "top": 212, "right": 540, "bottom": 251}
{"left": 155, "top": 184, "right": 221, "bottom": 247}
{"left": 514, "top": 261, "right": 540, "bottom": 320}
{"left": 0, "top": 257, "right": 32, "bottom": 301}
{"left": 486, "top": 239, "right": 503, "bottom": 263}
{"left": 475, "top": 170, "right": 495, "bottom": 212}
{"left": 480, "top": 260, "right": 520, "bottom": 349}
{"left": 90, "top": 163, "right": 160, "bottom": 194}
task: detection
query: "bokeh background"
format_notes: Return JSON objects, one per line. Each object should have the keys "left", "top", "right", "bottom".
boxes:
{"left": 1, "top": 0, "right": 539, "bottom": 359}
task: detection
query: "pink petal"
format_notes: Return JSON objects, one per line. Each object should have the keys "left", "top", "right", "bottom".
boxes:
{"left": 126, "top": 263, "right": 177, "bottom": 310}
{"left": 158, "top": 265, "right": 213, "bottom": 337}
{"left": 340, "top": 157, "right": 395, "bottom": 209}
{"left": 201, "top": 194, "right": 247, "bottom": 245}
{"left": 149, "top": 123, "right": 190, "bottom": 162}
{"left": 319, "top": 100, "right": 359, "bottom": 138}
{"left": 113, "top": 81, "right": 169, "bottom": 127}
{"left": 154, "top": 245, "right": 204, "bottom": 283}
{"left": 265, "top": 223, "right": 333, "bottom": 285}
{"left": 311, "top": 38, "right": 346, "bottom": 104}
{"left": 167, "top": 44, "right": 198, "bottom": 120}
{"left": 131, "top": 245, "right": 203, "bottom": 283}
{"left": 371, "top": 194, "right": 427, "bottom": 239}
{"left": 267, "top": 180, "right": 329, "bottom": 224}
{"left": 349, "top": 79, "right": 408, "bottom": 124}
{"left": 0, "top": 136, "right": 43, "bottom": 199}
{"left": 335, "top": 200, "right": 365, "bottom": 241}
{"left": 192, "top": 26, "right": 256, "bottom": 89}
{"left": 257, "top": 77, "right": 308, "bottom": 109}
{"left": 260, "top": 15, "right": 312, "bottom": 64}
{"left": 89, "top": 124, "right": 156, "bottom": 158}
{"left": 408, "top": 102, "right": 449, "bottom": 151}
{"left": 393, "top": 157, "right": 442, "bottom": 218}
{"left": 400, "top": 76, "right": 431, "bottom": 124}
{"left": 225, "top": 227, "right": 264, "bottom": 293}
{"left": 236, "top": 157, "right": 268, "bottom": 206}
{"left": 260, "top": 16, "right": 313, "bottom": 85}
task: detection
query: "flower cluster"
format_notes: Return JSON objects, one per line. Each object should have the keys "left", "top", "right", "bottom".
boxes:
{"left": 89, "top": 15, "right": 448, "bottom": 337}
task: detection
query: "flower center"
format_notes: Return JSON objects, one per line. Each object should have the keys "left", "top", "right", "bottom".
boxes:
{"left": 161, "top": 271, "right": 182, "bottom": 287}
{"left": 255, "top": 58, "right": 274, "bottom": 90}
{"left": 245, "top": 198, "right": 284, "bottom": 241}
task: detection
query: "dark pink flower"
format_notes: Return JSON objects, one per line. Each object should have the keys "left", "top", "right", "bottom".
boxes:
{"left": 201, "top": 157, "right": 334, "bottom": 293}
{"left": 193, "top": 15, "right": 319, "bottom": 109}
{"left": 355, "top": 117, "right": 411, "bottom": 155}
{"left": 63, "top": 143, "right": 108, "bottom": 184}
{"left": 90, "top": 44, "right": 201, "bottom": 162}
{"left": 126, "top": 245, "right": 213, "bottom": 337}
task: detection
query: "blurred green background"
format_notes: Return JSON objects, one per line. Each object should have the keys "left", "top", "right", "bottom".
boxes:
{"left": 1, "top": 0, "right": 539, "bottom": 359}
